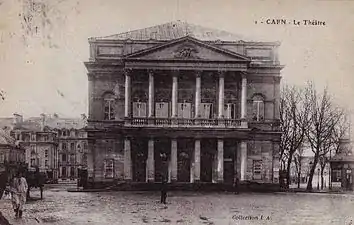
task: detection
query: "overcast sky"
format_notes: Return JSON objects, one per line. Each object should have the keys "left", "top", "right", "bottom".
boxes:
{"left": 0, "top": 0, "right": 353, "bottom": 136}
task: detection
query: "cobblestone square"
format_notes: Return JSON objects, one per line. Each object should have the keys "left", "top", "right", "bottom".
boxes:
{"left": 1, "top": 185, "right": 354, "bottom": 225}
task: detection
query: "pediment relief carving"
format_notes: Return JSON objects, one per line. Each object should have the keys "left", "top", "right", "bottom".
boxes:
{"left": 124, "top": 37, "right": 250, "bottom": 62}
{"left": 173, "top": 45, "right": 200, "bottom": 59}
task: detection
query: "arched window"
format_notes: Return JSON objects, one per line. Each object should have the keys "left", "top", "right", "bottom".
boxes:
{"left": 252, "top": 94, "right": 265, "bottom": 121}
{"left": 103, "top": 93, "right": 115, "bottom": 120}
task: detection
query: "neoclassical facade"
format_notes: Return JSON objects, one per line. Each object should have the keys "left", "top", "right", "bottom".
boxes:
{"left": 85, "top": 21, "right": 283, "bottom": 188}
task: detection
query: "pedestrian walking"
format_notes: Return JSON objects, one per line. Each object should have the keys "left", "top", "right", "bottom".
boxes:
{"left": 160, "top": 178, "right": 168, "bottom": 204}
{"left": 10, "top": 170, "right": 28, "bottom": 218}
{"left": 233, "top": 176, "right": 239, "bottom": 194}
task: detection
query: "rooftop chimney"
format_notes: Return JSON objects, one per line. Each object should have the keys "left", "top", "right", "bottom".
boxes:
{"left": 40, "top": 113, "right": 46, "bottom": 131}
{"left": 13, "top": 113, "right": 23, "bottom": 127}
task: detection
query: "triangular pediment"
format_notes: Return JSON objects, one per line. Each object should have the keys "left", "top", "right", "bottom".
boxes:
{"left": 124, "top": 36, "right": 250, "bottom": 62}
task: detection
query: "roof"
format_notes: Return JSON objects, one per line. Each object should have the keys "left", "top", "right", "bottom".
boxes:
{"left": 0, "top": 118, "right": 14, "bottom": 130}
{"left": 95, "top": 21, "right": 253, "bottom": 42}
{"left": 10, "top": 116, "right": 86, "bottom": 132}
{"left": 0, "top": 128, "right": 16, "bottom": 146}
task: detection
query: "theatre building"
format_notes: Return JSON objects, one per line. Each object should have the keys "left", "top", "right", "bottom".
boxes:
{"left": 85, "top": 21, "right": 283, "bottom": 189}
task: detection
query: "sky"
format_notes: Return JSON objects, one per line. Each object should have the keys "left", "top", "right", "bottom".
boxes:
{"left": 0, "top": 0, "right": 353, "bottom": 136}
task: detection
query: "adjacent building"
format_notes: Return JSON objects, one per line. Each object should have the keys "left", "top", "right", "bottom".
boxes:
{"left": 0, "top": 113, "right": 88, "bottom": 183}
{"left": 330, "top": 138, "right": 354, "bottom": 191}
{"left": 85, "top": 21, "right": 283, "bottom": 188}
{"left": 53, "top": 116, "right": 88, "bottom": 181}
{"left": 0, "top": 128, "right": 26, "bottom": 182}
{"left": 10, "top": 113, "right": 59, "bottom": 181}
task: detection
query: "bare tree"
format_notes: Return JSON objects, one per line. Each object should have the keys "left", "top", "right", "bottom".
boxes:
{"left": 294, "top": 146, "right": 305, "bottom": 188}
{"left": 280, "top": 85, "right": 311, "bottom": 188}
{"left": 305, "top": 83, "right": 345, "bottom": 190}
{"left": 0, "top": 90, "right": 4, "bottom": 101}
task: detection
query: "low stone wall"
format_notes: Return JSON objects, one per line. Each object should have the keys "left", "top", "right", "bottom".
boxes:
{"left": 83, "top": 181, "right": 280, "bottom": 193}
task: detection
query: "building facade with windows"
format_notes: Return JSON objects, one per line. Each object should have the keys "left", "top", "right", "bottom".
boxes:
{"left": 2, "top": 113, "right": 88, "bottom": 183}
{"left": 85, "top": 21, "right": 283, "bottom": 188}
{"left": 330, "top": 138, "right": 354, "bottom": 191}
{"left": 10, "top": 114, "right": 59, "bottom": 181}
{"left": 56, "top": 126, "right": 88, "bottom": 181}
{"left": 0, "top": 128, "right": 26, "bottom": 182}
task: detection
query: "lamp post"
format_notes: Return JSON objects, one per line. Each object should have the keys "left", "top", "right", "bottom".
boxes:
{"left": 317, "top": 168, "right": 320, "bottom": 190}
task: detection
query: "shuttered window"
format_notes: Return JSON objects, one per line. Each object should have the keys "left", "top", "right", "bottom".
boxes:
{"left": 200, "top": 103, "right": 213, "bottom": 119}
{"left": 177, "top": 103, "right": 192, "bottom": 118}
{"left": 132, "top": 102, "right": 147, "bottom": 117}
{"left": 224, "top": 103, "right": 236, "bottom": 119}
{"left": 155, "top": 102, "right": 169, "bottom": 118}
{"left": 253, "top": 160, "right": 262, "bottom": 180}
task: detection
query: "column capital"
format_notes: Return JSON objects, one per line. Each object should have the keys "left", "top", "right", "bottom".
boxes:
{"left": 147, "top": 69, "right": 155, "bottom": 75}
{"left": 241, "top": 71, "right": 248, "bottom": 79}
{"left": 217, "top": 70, "right": 226, "bottom": 78}
{"left": 195, "top": 70, "right": 202, "bottom": 78}
{"left": 171, "top": 69, "right": 179, "bottom": 77}
{"left": 124, "top": 68, "right": 133, "bottom": 76}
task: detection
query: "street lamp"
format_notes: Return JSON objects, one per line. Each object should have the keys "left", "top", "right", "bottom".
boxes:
{"left": 317, "top": 168, "right": 320, "bottom": 190}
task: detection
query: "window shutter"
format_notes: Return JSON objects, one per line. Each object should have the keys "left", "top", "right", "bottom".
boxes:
{"left": 156, "top": 102, "right": 169, "bottom": 118}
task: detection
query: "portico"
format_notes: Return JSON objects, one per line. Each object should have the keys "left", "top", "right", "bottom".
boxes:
{"left": 85, "top": 21, "right": 283, "bottom": 190}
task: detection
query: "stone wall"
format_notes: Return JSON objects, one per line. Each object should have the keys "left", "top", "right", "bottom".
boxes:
{"left": 91, "top": 138, "right": 124, "bottom": 182}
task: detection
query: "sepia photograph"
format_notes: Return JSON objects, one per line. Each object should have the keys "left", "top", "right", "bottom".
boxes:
{"left": 0, "top": 0, "right": 354, "bottom": 224}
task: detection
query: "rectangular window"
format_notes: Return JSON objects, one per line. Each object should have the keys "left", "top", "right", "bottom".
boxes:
{"left": 31, "top": 134, "right": 36, "bottom": 141}
{"left": 70, "top": 143, "right": 75, "bottom": 151}
{"left": 62, "top": 167, "right": 67, "bottom": 178}
{"left": 224, "top": 103, "right": 236, "bottom": 119}
{"left": 30, "top": 145, "right": 35, "bottom": 153}
{"left": 62, "top": 143, "right": 67, "bottom": 150}
{"left": 104, "top": 99, "right": 115, "bottom": 120}
{"left": 70, "top": 167, "right": 75, "bottom": 177}
{"left": 332, "top": 169, "right": 342, "bottom": 182}
{"left": 83, "top": 142, "right": 87, "bottom": 149}
{"left": 104, "top": 159, "right": 114, "bottom": 178}
{"left": 62, "top": 154, "right": 67, "bottom": 162}
{"left": 70, "top": 154, "right": 75, "bottom": 163}
{"left": 253, "top": 160, "right": 262, "bottom": 180}
{"left": 30, "top": 158, "right": 36, "bottom": 167}
{"left": 45, "top": 150, "right": 48, "bottom": 158}
{"left": 45, "top": 160, "right": 48, "bottom": 167}
{"left": 200, "top": 103, "right": 213, "bottom": 119}
{"left": 133, "top": 102, "right": 147, "bottom": 117}
{"left": 177, "top": 103, "right": 191, "bottom": 118}
{"left": 155, "top": 102, "right": 169, "bottom": 118}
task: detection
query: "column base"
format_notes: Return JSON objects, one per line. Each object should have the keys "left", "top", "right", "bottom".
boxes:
{"left": 124, "top": 178, "right": 132, "bottom": 183}
{"left": 240, "top": 120, "right": 248, "bottom": 128}
{"left": 148, "top": 117, "right": 155, "bottom": 126}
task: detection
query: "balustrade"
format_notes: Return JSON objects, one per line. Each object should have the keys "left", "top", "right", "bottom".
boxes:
{"left": 122, "top": 117, "right": 242, "bottom": 128}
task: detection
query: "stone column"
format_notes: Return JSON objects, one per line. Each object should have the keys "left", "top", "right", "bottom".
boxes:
{"left": 171, "top": 72, "right": 178, "bottom": 118}
{"left": 147, "top": 139, "right": 155, "bottom": 182}
{"left": 217, "top": 139, "right": 224, "bottom": 182}
{"left": 148, "top": 70, "right": 155, "bottom": 117}
{"left": 241, "top": 73, "right": 247, "bottom": 119}
{"left": 124, "top": 69, "right": 131, "bottom": 118}
{"left": 194, "top": 139, "right": 201, "bottom": 182}
{"left": 195, "top": 71, "right": 201, "bottom": 118}
{"left": 124, "top": 138, "right": 132, "bottom": 181}
{"left": 218, "top": 72, "right": 225, "bottom": 118}
{"left": 240, "top": 141, "right": 247, "bottom": 181}
{"left": 171, "top": 139, "right": 178, "bottom": 182}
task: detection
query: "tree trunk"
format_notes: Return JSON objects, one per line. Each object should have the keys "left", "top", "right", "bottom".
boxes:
{"left": 307, "top": 156, "right": 318, "bottom": 191}
{"left": 286, "top": 154, "right": 293, "bottom": 188}
{"left": 297, "top": 172, "right": 301, "bottom": 188}
{"left": 321, "top": 166, "right": 325, "bottom": 190}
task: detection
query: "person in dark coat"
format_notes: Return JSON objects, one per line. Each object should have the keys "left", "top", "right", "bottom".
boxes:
{"left": 233, "top": 176, "right": 240, "bottom": 194}
{"left": 160, "top": 178, "right": 168, "bottom": 204}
